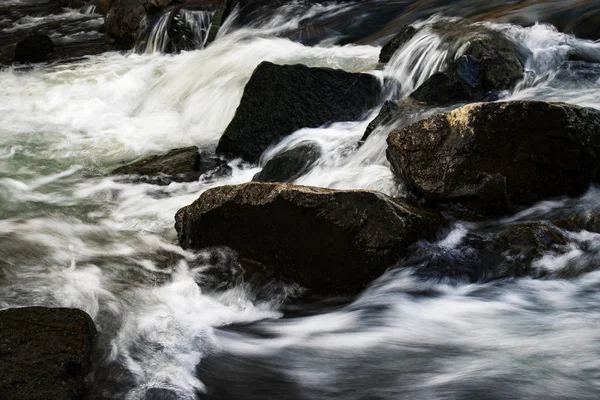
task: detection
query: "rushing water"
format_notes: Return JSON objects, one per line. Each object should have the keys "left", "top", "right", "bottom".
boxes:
{"left": 2, "top": 2, "right": 600, "bottom": 399}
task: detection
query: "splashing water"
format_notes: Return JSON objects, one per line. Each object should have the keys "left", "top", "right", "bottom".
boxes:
{"left": 3, "top": 2, "right": 600, "bottom": 399}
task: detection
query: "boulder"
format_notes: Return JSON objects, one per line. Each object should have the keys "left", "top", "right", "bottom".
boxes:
{"left": 14, "top": 34, "right": 55, "bottom": 64}
{"left": 378, "top": 25, "right": 417, "bottom": 65}
{"left": 457, "top": 27, "right": 524, "bottom": 92}
{"left": 252, "top": 142, "right": 321, "bottom": 183}
{"left": 386, "top": 101, "right": 600, "bottom": 215}
{"left": 112, "top": 146, "right": 231, "bottom": 185}
{"left": 175, "top": 182, "right": 445, "bottom": 295}
{"left": 410, "top": 55, "right": 486, "bottom": 105}
{"left": 216, "top": 61, "right": 382, "bottom": 163}
{"left": 0, "top": 307, "right": 97, "bottom": 400}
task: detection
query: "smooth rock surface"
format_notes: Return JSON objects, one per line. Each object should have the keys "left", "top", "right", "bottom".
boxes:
{"left": 216, "top": 61, "right": 382, "bottom": 163}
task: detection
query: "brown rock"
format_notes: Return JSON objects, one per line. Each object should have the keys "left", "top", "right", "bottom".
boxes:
{"left": 386, "top": 101, "right": 600, "bottom": 215}
{"left": 175, "top": 182, "right": 445, "bottom": 295}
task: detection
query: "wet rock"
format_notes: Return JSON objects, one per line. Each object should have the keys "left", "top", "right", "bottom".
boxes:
{"left": 378, "top": 25, "right": 417, "bottom": 65}
{"left": 554, "top": 212, "right": 600, "bottom": 234}
{"left": 410, "top": 55, "right": 485, "bottom": 105}
{"left": 386, "top": 101, "right": 600, "bottom": 215}
{"left": 112, "top": 146, "right": 232, "bottom": 185}
{"left": 216, "top": 61, "right": 382, "bottom": 163}
{"left": 14, "top": 34, "right": 55, "bottom": 64}
{"left": 457, "top": 27, "right": 524, "bottom": 91}
{"left": 567, "top": 48, "right": 600, "bottom": 64}
{"left": 206, "top": 0, "right": 237, "bottom": 45}
{"left": 380, "top": 21, "right": 523, "bottom": 93}
{"left": 0, "top": 307, "right": 97, "bottom": 400}
{"left": 497, "top": 222, "right": 569, "bottom": 276}
{"left": 175, "top": 182, "right": 445, "bottom": 295}
{"left": 103, "top": 0, "right": 221, "bottom": 49}
{"left": 409, "top": 222, "right": 569, "bottom": 282}
{"left": 252, "top": 142, "right": 321, "bottom": 183}
{"left": 567, "top": 9, "right": 600, "bottom": 41}
{"left": 360, "top": 100, "right": 400, "bottom": 143}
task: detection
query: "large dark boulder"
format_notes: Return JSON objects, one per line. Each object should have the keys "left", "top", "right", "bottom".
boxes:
{"left": 216, "top": 61, "right": 382, "bottom": 163}
{"left": 112, "top": 146, "right": 231, "bottom": 185}
{"left": 0, "top": 307, "right": 97, "bottom": 400}
{"left": 386, "top": 101, "right": 600, "bottom": 215}
{"left": 252, "top": 142, "right": 321, "bottom": 183}
{"left": 175, "top": 182, "right": 445, "bottom": 295}
{"left": 14, "top": 34, "right": 55, "bottom": 64}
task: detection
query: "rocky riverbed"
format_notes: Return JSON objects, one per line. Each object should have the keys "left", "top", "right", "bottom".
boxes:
{"left": 3, "top": 1, "right": 600, "bottom": 399}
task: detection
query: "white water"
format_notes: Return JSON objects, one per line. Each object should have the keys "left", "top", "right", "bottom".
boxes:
{"left": 136, "top": 9, "right": 213, "bottom": 54}
{"left": 2, "top": 6, "right": 600, "bottom": 399}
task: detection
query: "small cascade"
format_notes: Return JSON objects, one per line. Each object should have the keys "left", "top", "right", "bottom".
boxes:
{"left": 80, "top": 4, "right": 97, "bottom": 15}
{"left": 383, "top": 20, "right": 471, "bottom": 97}
{"left": 135, "top": 8, "right": 213, "bottom": 54}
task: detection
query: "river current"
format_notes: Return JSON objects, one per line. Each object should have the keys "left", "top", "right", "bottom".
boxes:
{"left": 2, "top": 1, "right": 600, "bottom": 399}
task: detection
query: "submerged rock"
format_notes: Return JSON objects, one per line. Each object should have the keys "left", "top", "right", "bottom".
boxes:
{"left": 497, "top": 222, "right": 569, "bottom": 276}
{"left": 360, "top": 100, "right": 400, "bottom": 143}
{"left": 0, "top": 307, "right": 96, "bottom": 399}
{"left": 252, "top": 142, "right": 321, "bottom": 183}
{"left": 216, "top": 61, "right": 382, "bottom": 163}
{"left": 175, "top": 182, "right": 445, "bottom": 295}
{"left": 386, "top": 101, "right": 600, "bottom": 215}
{"left": 408, "top": 222, "right": 569, "bottom": 282}
{"left": 112, "top": 146, "right": 231, "bottom": 185}
{"left": 14, "top": 34, "right": 55, "bottom": 64}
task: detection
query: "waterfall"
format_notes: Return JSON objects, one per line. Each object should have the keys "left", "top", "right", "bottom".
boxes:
{"left": 80, "top": 4, "right": 97, "bottom": 15}
{"left": 135, "top": 9, "right": 213, "bottom": 54}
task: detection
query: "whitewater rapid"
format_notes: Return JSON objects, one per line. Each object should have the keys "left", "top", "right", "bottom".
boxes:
{"left": 2, "top": 4, "right": 600, "bottom": 398}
